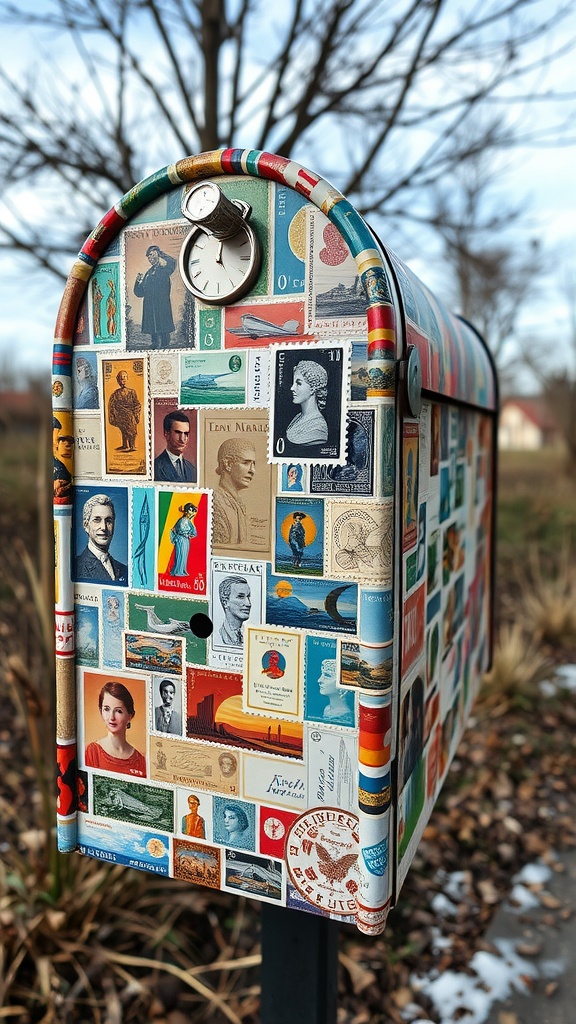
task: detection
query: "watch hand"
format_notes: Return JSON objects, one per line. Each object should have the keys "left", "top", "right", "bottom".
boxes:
{"left": 215, "top": 240, "right": 223, "bottom": 265}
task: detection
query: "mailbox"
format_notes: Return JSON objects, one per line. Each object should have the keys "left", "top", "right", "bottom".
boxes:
{"left": 53, "top": 149, "right": 497, "bottom": 935}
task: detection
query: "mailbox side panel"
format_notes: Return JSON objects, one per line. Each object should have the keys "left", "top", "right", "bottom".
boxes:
{"left": 381, "top": 246, "right": 497, "bottom": 898}
{"left": 52, "top": 151, "right": 402, "bottom": 935}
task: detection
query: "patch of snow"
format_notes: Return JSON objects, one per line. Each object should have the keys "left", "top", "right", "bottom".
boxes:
{"left": 443, "top": 870, "right": 470, "bottom": 902}
{"left": 413, "top": 938, "right": 537, "bottom": 1024}
{"left": 542, "top": 663, "right": 576, "bottom": 695}
{"left": 514, "top": 862, "right": 552, "bottom": 885}
{"left": 506, "top": 883, "right": 541, "bottom": 911}
{"left": 430, "top": 892, "right": 458, "bottom": 917}
{"left": 539, "top": 958, "right": 566, "bottom": 979}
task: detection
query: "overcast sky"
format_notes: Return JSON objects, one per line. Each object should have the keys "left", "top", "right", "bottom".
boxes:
{"left": 0, "top": 3, "right": 574, "bottom": 387}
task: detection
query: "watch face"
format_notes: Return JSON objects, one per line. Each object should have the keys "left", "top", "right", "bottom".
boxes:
{"left": 179, "top": 223, "right": 261, "bottom": 304}
{"left": 184, "top": 182, "right": 220, "bottom": 222}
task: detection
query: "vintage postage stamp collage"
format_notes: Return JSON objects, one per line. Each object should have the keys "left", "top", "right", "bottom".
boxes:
{"left": 59, "top": 167, "right": 495, "bottom": 927}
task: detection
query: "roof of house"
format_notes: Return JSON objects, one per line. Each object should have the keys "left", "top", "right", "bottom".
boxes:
{"left": 500, "top": 395, "right": 559, "bottom": 433}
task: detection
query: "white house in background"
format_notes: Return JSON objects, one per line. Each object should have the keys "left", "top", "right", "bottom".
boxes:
{"left": 498, "top": 395, "right": 561, "bottom": 450}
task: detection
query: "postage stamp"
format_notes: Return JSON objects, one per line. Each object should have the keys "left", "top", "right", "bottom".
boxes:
{"left": 325, "top": 499, "right": 394, "bottom": 585}
{"left": 180, "top": 350, "right": 247, "bottom": 407}
{"left": 131, "top": 488, "right": 155, "bottom": 592}
{"left": 212, "top": 795, "right": 256, "bottom": 852}
{"left": 200, "top": 408, "right": 274, "bottom": 559}
{"left": 306, "top": 725, "right": 357, "bottom": 811}
{"left": 124, "top": 631, "right": 183, "bottom": 678}
{"left": 173, "top": 839, "right": 222, "bottom": 887}
{"left": 73, "top": 485, "right": 129, "bottom": 587}
{"left": 305, "top": 207, "right": 368, "bottom": 333}
{"left": 340, "top": 641, "right": 393, "bottom": 691}
{"left": 149, "top": 352, "right": 180, "bottom": 396}
{"left": 128, "top": 592, "right": 208, "bottom": 666}
{"left": 274, "top": 496, "right": 325, "bottom": 576}
{"left": 101, "top": 588, "right": 125, "bottom": 668}
{"left": 152, "top": 399, "right": 198, "bottom": 484}
{"left": 81, "top": 669, "right": 147, "bottom": 779}
{"left": 157, "top": 489, "right": 209, "bottom": 596}
{"left": 150, "top": 674, "right": 185, "bottom": 737}
{"left": 359, "top": 587, "right": 394, "bottom": 645}
{"left": 150, "top": 735, "right": 239, "bottom": 794}
{"left": 223, "top": 849, "right": 283, "bottom": 902}
{"left": 89, "top": 260, "right": 122, "bottom": 346}
{"left": 310, "top": 408, "right": 375, "bottom": 497}
{"left": 259, "top": 805, "right": 299, "bottom": 858}
{"left": 244, "top": 627, "right": 302, "bottom": 719}
{"left": 186, "top": 665, "right": 304, "bottom": 759}
{"left": 209, "top": 558, "right": 265, "bottom": 671}
{"left": 402, "top": 421, "right": 419, "bottom": 551}
{"left": 272, "top": 183, "right": 308, "bottom": 296}
{"left": 242, "top": 753, "right": 307, "bottom": 811}
{"left": 285, "top": 807, "right": 360, "bottom": 916}
{"left": 102, "top": 357, "right": 147, "bottom": 477}
{"left": 279, "top": 462, "right": 307, "bottom": 494}
{"left": 198, "top": 307, "right": 223, "bottom": 351}
{"left": 52, "top": 409, "right": 74, "bottom": 504}
{"left": 177, "top": 786, "right": 213, "bottom": 840}
{"left": 123, "top": 220, "right": 192, "bottom": 352}
{"left": 269, "top": 343, "right": 349, "bottom": 463}
{"left": 74, "top": 415, "right": 103, "bottom": 481}
{"left": 93, "top": 775, "right": 174, "bottom": 832}
{"left": 223, "top": 298, "right": 313, "bottom": 349}
{"left": 266, "top": 568, "right": 358, "bottom": 636}
{"left": 304, "top": 634, "right": 355, "bottom": 728}
{"left": 72, "top": 351, "right": 100, "bottom": 410}
{"left": 75, "top": 602, "right": 99, "bottom": 668}
{"left": 78, "top": 817, "right": 170, "bottom": 874}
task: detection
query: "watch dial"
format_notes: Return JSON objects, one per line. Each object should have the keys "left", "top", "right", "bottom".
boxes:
{"left": 186, "top": 228, "right": 257, "bottom": 301}
{"left": 185, "top": 183, "right": 219, "bottom": 221}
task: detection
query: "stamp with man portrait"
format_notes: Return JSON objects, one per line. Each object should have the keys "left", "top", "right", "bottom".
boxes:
{"left": 152, "top": 398, "right": 198, "bottom": 484}
{"left": 269, "top": 343, "right": 349, "bottom": 464}
{"left": 123, "top": 221, "right": 192, "bottom": 352}
{"left": 200, "top": 408, "right": 274, "bottom": 558}
{"left": 73, "top": 485, "right": 129, "bottom": 587}
{"left": 209, "top": 557, "right": 264, "bottom": 671}
{"left": 102, "top": 357, "right": 148, "bottom": 477}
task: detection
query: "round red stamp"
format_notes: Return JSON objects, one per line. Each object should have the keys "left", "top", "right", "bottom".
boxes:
{"left": 285, "top": 806, "right": 360, "bottom": 915}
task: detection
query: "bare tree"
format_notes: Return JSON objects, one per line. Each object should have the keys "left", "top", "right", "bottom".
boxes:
{"left": 521, "top": 268, "right": 576, "bottom": 470}
{"left": 0, "top": 0, "right": 574, "bottom": 280}
{"left": 428, "top": 133, "right": 546, "bottom": 371}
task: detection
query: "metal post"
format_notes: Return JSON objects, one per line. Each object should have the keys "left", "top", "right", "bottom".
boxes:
{"left": 260, "top": 904, "right": 339, "bottom": 1024}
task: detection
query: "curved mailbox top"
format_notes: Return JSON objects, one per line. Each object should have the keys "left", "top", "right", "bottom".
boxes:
{"left": 55, "top": 147, "right": 497, "bottom": 413}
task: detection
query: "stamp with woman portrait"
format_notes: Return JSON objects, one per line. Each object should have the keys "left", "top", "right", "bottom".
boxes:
{"left": 156, "top": 489, "right": 210, "bottom": 597}
{"left": 269, "top": 343, "right": 349, "bottom": 463}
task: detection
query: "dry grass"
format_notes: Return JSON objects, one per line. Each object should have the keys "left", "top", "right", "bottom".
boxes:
{"left": 515, "top": 544, "right": 576, "bottom": 647}
{"left": 478, "top": 622, "right": 554, "bottom": 715}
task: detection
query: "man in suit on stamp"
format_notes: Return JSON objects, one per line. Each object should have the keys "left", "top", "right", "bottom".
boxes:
{"left": 75, "top": 493, "right": 128, "bottom": 585}
{"left": 154, "top": 409, "right": 196, "bottom": 482}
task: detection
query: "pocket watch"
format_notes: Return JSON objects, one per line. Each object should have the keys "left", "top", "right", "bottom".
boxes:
{"left": 179, "top": 181, "right": 262, "bottom": 305}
